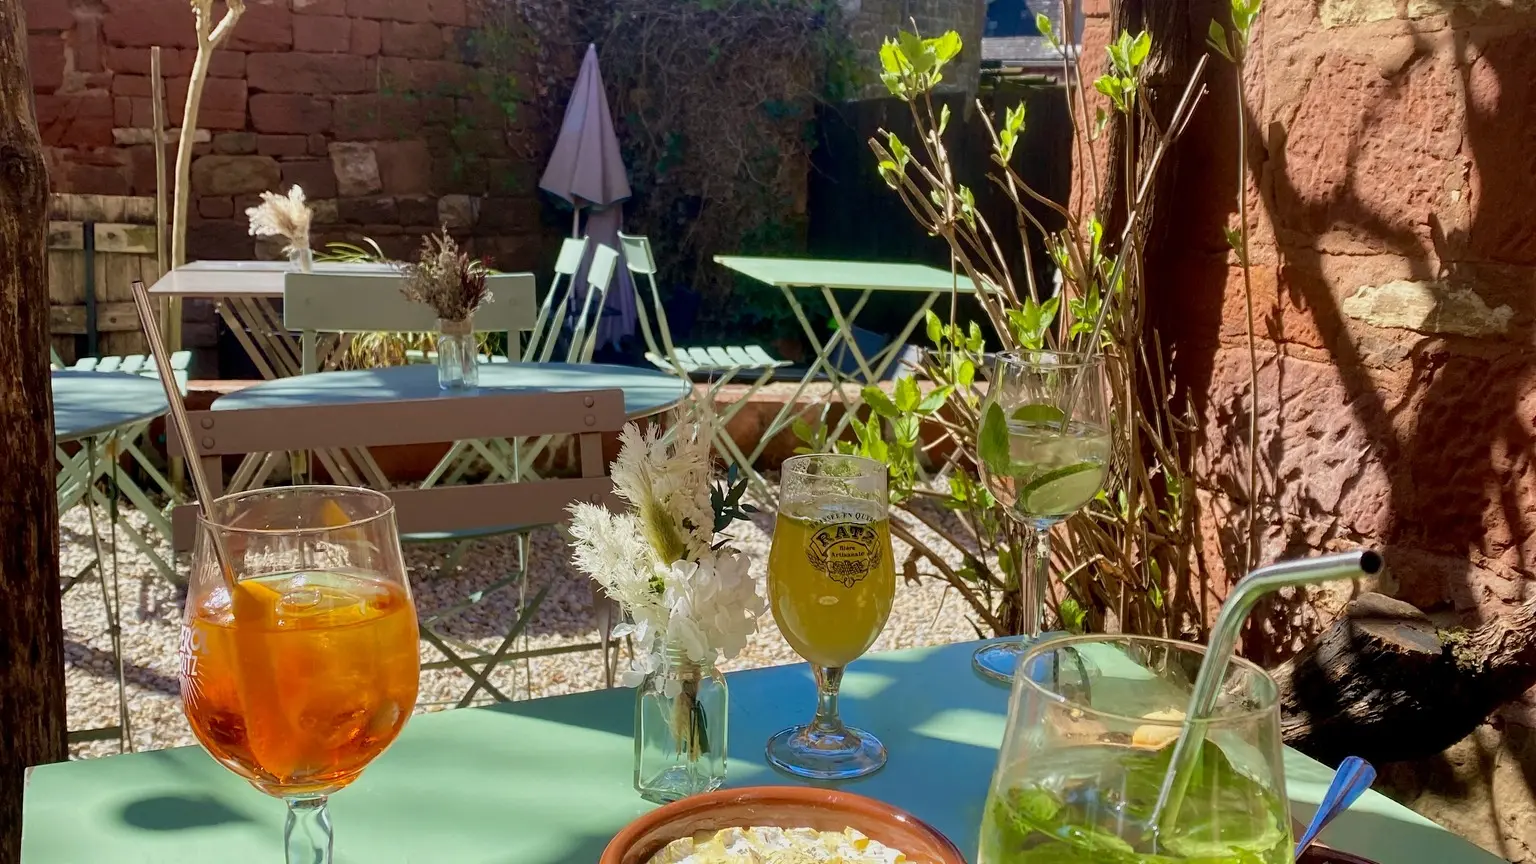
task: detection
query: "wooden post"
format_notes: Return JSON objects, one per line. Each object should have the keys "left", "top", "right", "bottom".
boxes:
{"left": 0, "top": 0, "right": 68, "bottom": 860}
{"left": 151, "top": 46, "right": 177, "bottom": 348}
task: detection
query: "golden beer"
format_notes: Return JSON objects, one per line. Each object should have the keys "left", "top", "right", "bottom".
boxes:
{"left": 769, "top": 498, "right": 895, "bottom": 669}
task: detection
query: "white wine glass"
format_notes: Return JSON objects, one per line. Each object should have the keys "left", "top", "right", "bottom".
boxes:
{"left": 972, "top": 350, "right": 1110, "bottom": 684}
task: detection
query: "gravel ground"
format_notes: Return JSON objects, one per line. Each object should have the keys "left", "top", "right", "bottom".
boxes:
{"left": 60, "top": 497, "right": 982, "bottom": 760}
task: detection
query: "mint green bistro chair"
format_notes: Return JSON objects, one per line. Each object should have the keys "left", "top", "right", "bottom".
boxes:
{"left": 505, "top": 243, "right": 622, "bottom": 479}
{"left": 524, "top": 236, "right": 619, "bottom": 364}
{"left": 281, "top": 271, "right": 547, "bottom": 592}
{"left": 51, "top": 347, "right": 189, "bottom": 583}
{"left": 618, "top": 232, "right": 788, "bottom": 499}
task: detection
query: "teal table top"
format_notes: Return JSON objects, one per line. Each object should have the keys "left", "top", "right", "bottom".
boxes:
{"left": 22, "top": 641, "right": 1496, "bottom": 863}
{"left": 716, "top": 255, "right": 980, "bottom": 294}
{"left": 51, "top": 371, "right": 169, "bottom": 442}
{"left": 211, "top": 363, "right": 691, "bottom": 419}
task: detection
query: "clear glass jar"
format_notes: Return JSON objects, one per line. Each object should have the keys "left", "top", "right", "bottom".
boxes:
{"left": 979, "top": 635, "right": 1291, "bottom": 864}
{"left": 634, "top": 646, "right": 728, "bottom": 804}
{"left": 436, "top": 318, "right": 478, "bottom": 391}
{"left": 287, "top": 240, "right": 313, "bottom": 273}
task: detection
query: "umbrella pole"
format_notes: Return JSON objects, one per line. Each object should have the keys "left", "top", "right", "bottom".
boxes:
{"left": 572, "top": 208, "right": 580, "bottom": 238}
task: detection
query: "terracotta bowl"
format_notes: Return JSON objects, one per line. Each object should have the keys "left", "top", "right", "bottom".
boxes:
{"left": 600, "top": 786, "right": 968, "bottom": 864}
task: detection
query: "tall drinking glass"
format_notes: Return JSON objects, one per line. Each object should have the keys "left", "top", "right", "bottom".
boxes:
{"left": 979, "top": 635, "right": 1291, "bottom": 863}
{"left": 973, "top": 350, "right": 1110, "bottom": 683}
{"left": 766, "top": 454, "right": 895, "bottom": 780}
{"left": 180, "top": 486, "right": 420, "bottom": 864}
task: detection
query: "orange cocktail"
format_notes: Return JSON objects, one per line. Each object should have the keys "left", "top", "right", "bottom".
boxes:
{"left": 181, "top": 486, "right": 417, "bottom": 864}
{"left": 181, "top": 571, "right": 419, "bottom": 797}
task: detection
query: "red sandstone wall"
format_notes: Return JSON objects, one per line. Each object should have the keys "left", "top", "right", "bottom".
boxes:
{"left": 1080, "top": 0, "right": 1536, "bottom": 643}
{"left": 1077, "top": 0, "right": 1536, "bottom": 854}
{"left": 25, "top": 0, "right": 548, "bottom": 267}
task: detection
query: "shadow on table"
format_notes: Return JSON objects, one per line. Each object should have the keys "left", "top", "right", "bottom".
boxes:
{"left": 1292, "top": 799, "right": 1506, "bottom": 864}
{"left": 122, "top": 793, "right": 251, "bottom": 831}
{"left": 479, "top": 686, "right": 633, "bottom": 738}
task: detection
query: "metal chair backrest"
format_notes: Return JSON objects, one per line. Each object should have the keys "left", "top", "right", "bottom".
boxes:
{"left": 566, "top": 243, "right": 619, "bottom": 363}
{"left": 168, "top": 388, "right": 624, "bottom": 551}
{"left": 616, "top": 232, "right": 680, "bottom": 372}
{"left": 524, "top": 237, "right": 590, "bottom": 362}
{"left": 283, "top": 271, "right": 538, "bottom": 373}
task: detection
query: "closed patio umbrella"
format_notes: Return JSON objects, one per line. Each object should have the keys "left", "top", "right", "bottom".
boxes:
{"left": 539, "top": 43, "right": 636, "bottom": 351}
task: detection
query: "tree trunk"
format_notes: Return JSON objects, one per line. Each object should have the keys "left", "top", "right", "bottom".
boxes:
{"left": 0, "top": 1, "right": 67, "bottom": 860}
{"left": 1273, "top": 592, "right": 1536, "bottom": 767}
{"left": 1095, "top": 0, "right": 1200, "bottom": 252}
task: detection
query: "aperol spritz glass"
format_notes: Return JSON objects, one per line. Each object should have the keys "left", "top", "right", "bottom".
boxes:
{"left": 180, "top": 486, "right": 419, "bottom": 864}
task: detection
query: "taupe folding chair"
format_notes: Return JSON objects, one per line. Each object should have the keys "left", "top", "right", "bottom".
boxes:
{"left": 170, "top": 388, "right": 626, "bottom": 705}
{"left": 280, "top": 270, "right": 537, "bottom": 495}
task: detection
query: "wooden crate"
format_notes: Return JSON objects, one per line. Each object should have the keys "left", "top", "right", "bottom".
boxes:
{"left": 48, "top": 194, "right": 163, "bottom": 365}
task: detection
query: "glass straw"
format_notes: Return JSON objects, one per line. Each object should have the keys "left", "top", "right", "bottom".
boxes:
{"left": 1150, "top": 549, "right": 1383, "bottom": 838}
{"left": 130, "top": 279, "right": 236, "bottom": 591}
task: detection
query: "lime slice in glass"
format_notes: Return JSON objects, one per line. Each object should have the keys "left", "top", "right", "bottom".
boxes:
{"left": 1020, "top": 461, "right": 1103, "bottom": 515}
{"left": 1012, "top": 403, "right": 1067, "bottom": 425}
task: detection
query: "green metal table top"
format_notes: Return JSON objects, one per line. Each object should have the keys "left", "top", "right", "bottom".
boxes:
{"left": 51, "top": 371, "right": 169, "bottom": 442}
{"left": 211, "top": 363, "right": 691, "bottom": 420}
{"left": 21, "top": 640, "right": 1495, "bottom": 863}
{"left": 716, "top": 255, "right": 980, "bottom": 294}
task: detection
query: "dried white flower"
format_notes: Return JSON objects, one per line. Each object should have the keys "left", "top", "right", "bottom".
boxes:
{"left": 568, "top": 400, "right": 766, "bottom": 686}
{"left": 244, "top": 185, "right": 312, "bottom": 253}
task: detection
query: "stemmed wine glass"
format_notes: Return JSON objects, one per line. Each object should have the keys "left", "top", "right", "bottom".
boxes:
{"left": 180, "top": 486, "right": 419, "bottom": 864}
{"left": 972, "top": 350, "right": 1110, "bottom": 683}
{"left": 765, "top": 454, "right": 896, "bottom": 780}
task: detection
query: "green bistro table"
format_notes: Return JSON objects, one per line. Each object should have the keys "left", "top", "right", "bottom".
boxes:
{"left": 715, "top": 256, "right": 979, "bottom": 494}
{"left": 209, "top": 362, "right": 692, "bottom": 491}
{"left": 51, "top": 371, "right": 176, "bottom": 751}
{"left": 22, "top": 640, "right": 1496, "bottom": 863}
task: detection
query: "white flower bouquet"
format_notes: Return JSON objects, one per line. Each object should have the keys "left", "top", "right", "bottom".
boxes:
{"left": 569, "top": 407, "right": 764, "bottom": 761}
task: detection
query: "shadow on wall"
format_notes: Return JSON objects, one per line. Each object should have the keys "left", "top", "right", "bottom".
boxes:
{"left": 1156, "top": 3, "right": 1535, "bottom": 860}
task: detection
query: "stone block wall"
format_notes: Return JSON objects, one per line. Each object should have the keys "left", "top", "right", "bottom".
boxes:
{"left": 25, "top": 0, "right": 547, "bottom": 272}
{"left": 1081, "top": 0, "right": 1536, "bottom": 856}
{"left": 840, "top": 0, "right": 986, "bottom": 96}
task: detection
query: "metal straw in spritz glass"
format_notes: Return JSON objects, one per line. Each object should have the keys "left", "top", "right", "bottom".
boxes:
{"left": 972, "top": 351, "right": 1110, "bottom": 684}
{"left": 1150, "top": 549, "right": 1383, "bottom": 840}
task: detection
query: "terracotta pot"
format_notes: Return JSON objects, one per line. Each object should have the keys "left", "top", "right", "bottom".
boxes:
{"left": 600, "top": 786, "right": 967, "bottom": 864}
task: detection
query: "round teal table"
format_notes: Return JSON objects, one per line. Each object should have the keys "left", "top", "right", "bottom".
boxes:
{"left": 212, "top": 362, "right": 690, "bottom": 418}
{"left": 52, "top": 371, "right": 169, "bottom": 443}
{"left": 19, "top": 640, "right": 1499, "bottom": 863}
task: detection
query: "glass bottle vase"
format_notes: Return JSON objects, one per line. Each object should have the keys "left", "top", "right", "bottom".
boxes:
{"left": 634, "top": 647, "right": 728, "bottom": 804}
{"left": 436, "top": 317, "right": 478, "bottom": 391}
{"left": 287, "top": 240, "right": 313, "bottom": 273}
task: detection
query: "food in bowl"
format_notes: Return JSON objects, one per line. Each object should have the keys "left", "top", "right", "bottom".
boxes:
{"left": 600, "top": 787, "right": 966, "bottom": 864}
{"left": 648, "top": 825, "right": 907, "bottom": 863}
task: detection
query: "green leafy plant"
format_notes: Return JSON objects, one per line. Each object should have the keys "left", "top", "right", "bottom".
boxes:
{"left": 795, "top": 13, "right": 1214, "bottom": 638}
{"left": 1210, "top": 0, "right": 1264, "bottom": 575}
{"left": 563, "top": 0, "right": 861, "bottom": 346}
